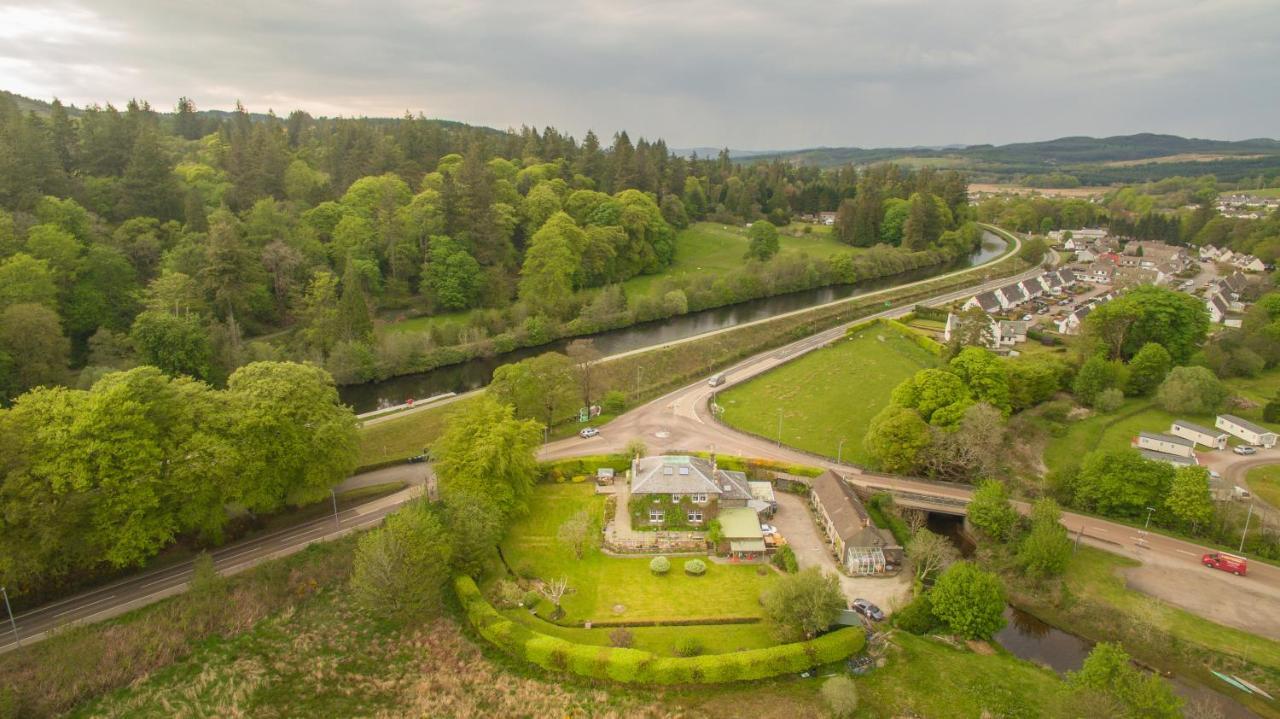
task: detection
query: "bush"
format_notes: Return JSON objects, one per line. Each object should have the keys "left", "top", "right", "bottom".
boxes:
{"left": 821, "top": 675, "right": 860, "bottom": 718}
{"left": 522, "top": 590, "right": 542, "bottom": 609}
{"left": 602, "top": 390, "right": 627, "bottom": 414}
{"left": 1093, "top": 387, "right": 1124, "bottom": 413}
{"left": 1263, "top": 399, "right": 1280, "bottom": 423}
{"left": 894, "top": 592, "right": 942, "bottom": 635}
{"left": 674, "top": 637, "right": 704, "bottom": 657}
{"left": 683, "top": 559, "right": 707, "bottom": 576}
{"left": 491, "top": 579, "right": 525, "bottom": 609}
{"left": 609, "top": 627, "right": 634, "bottom": 648}
{"left": 454, "top": 575, "right": 866, "bottom": 684}
{"left": 771, "top": 545, "right": 799, "bottom": 573}
{"left": 649, "top": 556, "right": 671, "bottom": 575}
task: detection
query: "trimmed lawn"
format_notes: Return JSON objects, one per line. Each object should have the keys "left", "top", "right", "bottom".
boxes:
{"left": 856, "top": 632, "right": 1074, "bottom": 718}
{"left": 623, "top": 222, "right": 851, "bottom": 297}
{"left": 718, "top": 324, "right": 939, "bottom": 465}
{"left": 1248, "top": 465, "right": 1280, "bottom": 510}
{"left": 499, "top": 483, "right": 779, "bottom": 623}
{"left": 356, "top": 396, "right": 478, "bottom": 467}
{"left": 503, "top": 610, "right": 778, "bottom": 655}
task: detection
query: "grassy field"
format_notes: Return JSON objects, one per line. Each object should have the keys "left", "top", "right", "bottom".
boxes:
{"left": 356, "top": 395, "right": 479, "bottom": 467}
{"left": 1043, "top": 369, "right": 1280, "bottom": 474}
{"left": 503, "top": 609, "right": 778, "bottom": 655}
{"left": 498, "top": 483, "right": 779, "bottom": 623}
{"left": 380, "top": 306, "right": 480, "bottom": 335}
{"left": 718, "top": 323, "right": 939, "bottom": 465}
{"left": 622, "top": 222, "right": 851, "bottom": 297}
{"left": 1248, "top": 465, "right": 1280, "bottom": 509}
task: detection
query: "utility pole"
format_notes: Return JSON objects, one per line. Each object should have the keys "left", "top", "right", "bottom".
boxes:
{"left": 1240, "top": 503, "right": 1254, "bottom": 553}
{"left": 837, "top": 438, "right": 846, "bottom": 465}
{"left": 776, "top": 409, "right": 783, "bottom": 446}
{"left": 1, "top": 586, "right": 18, "bottom": 648}
{"left": 330, "top": 489, "right": 339, "bottom": 529}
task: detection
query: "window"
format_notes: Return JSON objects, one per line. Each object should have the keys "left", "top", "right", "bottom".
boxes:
{"left": 648, "top": 510, "right": 665, "bottom": 523}
{"left": 692, "top": 494, "right": 708, "bottom": 504}
{"left": 670, "top": 494, "right": 681, "bottom": 502}
{"left": 687, "top": 511, "right": 703, "bottom": 523}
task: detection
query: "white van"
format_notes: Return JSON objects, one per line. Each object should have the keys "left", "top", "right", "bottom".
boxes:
{"left": 708, "top": 373, "right": 726, "bottom": 387}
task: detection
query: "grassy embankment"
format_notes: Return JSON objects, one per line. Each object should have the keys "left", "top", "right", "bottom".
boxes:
{"left": 1249, "top": 465, "right": 1280, "bottom": 510}
{"left": 717, "top": 322, "right": 938, "bottom": 465}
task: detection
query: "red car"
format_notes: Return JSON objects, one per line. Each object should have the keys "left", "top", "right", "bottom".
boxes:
{"left": 1202, "top": 552, "right": 1247, "bottom": 576}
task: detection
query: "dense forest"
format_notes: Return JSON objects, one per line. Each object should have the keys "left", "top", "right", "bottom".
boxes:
{"left": 0, "top": 93, "right": 979, "bottom": 399}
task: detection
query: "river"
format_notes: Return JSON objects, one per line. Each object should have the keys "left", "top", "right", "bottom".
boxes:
{"left": 339, "top": 231, "right": 1009, "bottom": 412}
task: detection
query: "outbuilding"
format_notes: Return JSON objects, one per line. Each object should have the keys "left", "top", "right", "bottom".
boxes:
{"left": 1216, "top": 415, "right": 1278, "bottom": 448}
{"left": 1135, "top": 432, "right": 1196, "bottom": 459}
{"left": 1170, "top": 420, "right": 1228, "bottom": 450}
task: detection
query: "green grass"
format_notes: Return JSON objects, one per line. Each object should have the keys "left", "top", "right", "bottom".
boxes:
{"left": 356, "top": 396, "right": 478, "bottom": 467}
{"left": 718, "top": 323, "right": 939, "bottom": 465}
{"left": 1043, "top": 370, "right": 1280, "bottom": 474}
{"left": 503, "top": 610, "right": 778, "bottom": 655}
{"left": 379, "top": 306, "right": 481, "bottom": 335}
{"left": 856, "top": 632, "right": 1074, "bottom": 718}
{"left": 499, "top": 483, "right": 779, "bottom": 623}
{"left": 1248, "top": 465, "right": 1280, "bottom": 509}
{"left": 622, "top": 222, "right": 851, "bottom": 297}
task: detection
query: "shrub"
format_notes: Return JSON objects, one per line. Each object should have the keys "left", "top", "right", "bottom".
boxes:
{"left": 894, "top": 592, "right": 942, "bottom": 635}
{"left": 821, "top": 675, "right": 860, "bottom": 718}
{"left": 513, "top": 560, "right": 537, "bottom": 579}
{"left": 929, "top": 562, "right": 1006, "bottom": 640}
{"left": 1093, "top": 387, "right": 1124, "bottom": 413}
{"left": 674, "top": 637, "right": 704, "bottom": 657}
{"left": 522, "top": 590, "right": 542, "bottom": 609}
{"left": 491, "top": 579, "right": 525, "bottom": 609}
{"left": 570, "top": 474, "right": 588, "bottom": 483}
{"left": 602, "top": 390, "right": 627, "bottom": 414}
{"left": 1265, "top": 400, "right": 1280, "bottom": 423}
{"left": 771, "top": 545, "right": 799, "bottom": 573}
{"left": 683, "top": 559, "right": 707, "bottom": 576}
{"left": 650, "top": 556, "right": 671, "bottom": 575}
{"left": 609, "top": 627, "right": 634, "bottom": 648}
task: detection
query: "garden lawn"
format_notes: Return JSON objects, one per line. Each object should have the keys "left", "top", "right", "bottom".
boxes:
{"left": 1248, "top": 465, "right": 1280, "bottom": 511}
{"left": 356, "top": 396, "right": 478, "bottom": 468}
{"left": 622, "top": 222, "right": 850, "bottom": 297}
{"left": 1043, "top": 368, "right": 1280, "bottom": 474}
{"left": 378, "top": 307, "right": 480, "bottom": 335}
{"left": 717, "top": 324, "right": 939, "bottom": 465}
{"left": 503, "top": 610, "right": 778, "bottom": 655}
{"left": 499, "top": 483, "right": 779, "bottom": 623}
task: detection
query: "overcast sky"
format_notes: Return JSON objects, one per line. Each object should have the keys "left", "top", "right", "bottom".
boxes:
{"left": 2, "top": 0, "right": 1278, "bottom": 149}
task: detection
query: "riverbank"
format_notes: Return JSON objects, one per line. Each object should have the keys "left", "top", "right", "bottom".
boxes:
{"left": 341, "top": 227, "right": 1018, "bottom": 412}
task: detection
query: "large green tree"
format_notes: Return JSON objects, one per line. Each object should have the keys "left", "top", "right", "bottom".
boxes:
{"left": 928, "top": 562, "right": 1006, "bottom": 640}
{"left": 1083, "top": 286, "right": 1209, "bottom": 363}
{"left": 760, "top": 567, "right": 845, "bottom": 641}
{"left": 864, "top": 404, "right": 931, "bottom": 473}
{"left": 1073, "top": 449, "right": 1174, "bottom": 518}
{"left": 433, "top": 395, "right": 542, "bottom": 520}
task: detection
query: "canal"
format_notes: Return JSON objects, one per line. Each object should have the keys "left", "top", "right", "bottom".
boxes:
{"left": 339, "top": 231, "right": 1009, "bottom": 412}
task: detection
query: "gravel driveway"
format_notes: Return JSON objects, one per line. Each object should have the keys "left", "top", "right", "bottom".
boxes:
{"left": 771, "top": 491, "right": 912, "bottom": 613}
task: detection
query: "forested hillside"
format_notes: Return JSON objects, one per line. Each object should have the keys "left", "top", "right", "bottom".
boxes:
{"left": 0, "top": 93, "right": 979, "bottom": 396}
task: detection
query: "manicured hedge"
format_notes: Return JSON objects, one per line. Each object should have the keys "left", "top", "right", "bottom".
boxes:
{"left": 455, "top": 576, "right": 863, "bottom": 684}
{"left": 879, "top": 318, "right": 944, "bottom": 357}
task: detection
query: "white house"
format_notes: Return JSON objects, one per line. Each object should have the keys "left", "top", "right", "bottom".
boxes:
{"left": 1207, "top": 293, "right": 1229, "bottom": 324}
{"left": 1019, "top": 279, "right": 1043, "bottom": 300}
{"left": 1199, "top": 244, "right": 1221, "bottom": 261}
{"left": 963, "top": 290, "right": 1003, "bottom": 314}
{"left": 996, "top": 282, "right": 1027, "bottom": 309}
{"left": 1216, "top": 415, "right": 1278, "bottom": 448}
{"left": 996, "top": 320, "right": 1028, "bottom": 347}
{"left": 1135, "top": 432, "right": 1197, "bottom": 459}
{"left": 1076, "top": 248, "right": 1099, "bottom": 263}
{"left": 1240, "top": 256, "right": 1267, "bottom": 273}
{"left": 1170, "top": 420, "right": 1228, "bottom": 450}
{"left": 1138, "top": 448, "right": 1199, "bottom": 467}
{"left": 1218, "top": 249, "right": 1236, "bottom": 264}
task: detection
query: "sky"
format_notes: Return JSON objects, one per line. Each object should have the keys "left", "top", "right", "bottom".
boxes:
{"left": 2, "top": 0, "right": 1278, "bottom": 150}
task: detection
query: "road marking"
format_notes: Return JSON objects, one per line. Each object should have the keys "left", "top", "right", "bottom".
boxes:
{"left": 142, "top": 573, "right": 184, "bottom": 588}
{"left": 1177, "top": 549, "right": 1197, "bottom": 556}
{"left": 54, "top": 594, "right": 115, "bottom": 618}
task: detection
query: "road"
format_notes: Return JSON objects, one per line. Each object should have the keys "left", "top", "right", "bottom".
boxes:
{"left": 8, "top": 228, "right": 1277, "bottom": 650}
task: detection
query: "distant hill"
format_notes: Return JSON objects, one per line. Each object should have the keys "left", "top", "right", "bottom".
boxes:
{"left": 670, "top": 147, "right": 779, "bottom": 160}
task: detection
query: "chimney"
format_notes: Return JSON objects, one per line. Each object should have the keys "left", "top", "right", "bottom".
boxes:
{"left": 710, "top": 451, "right": 717, "bottom": 473}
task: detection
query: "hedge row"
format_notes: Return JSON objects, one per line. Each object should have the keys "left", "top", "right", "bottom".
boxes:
{"left": 878, "top": 318, "right": 945, "bottom": 357}
{"left": 456, "top": 576, "right": 863, "bottom": 684}
{"left": 541, "top": 454, "right": 633, "bottom": 482}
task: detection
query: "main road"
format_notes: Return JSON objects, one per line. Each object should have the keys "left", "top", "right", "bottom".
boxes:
{"left": 6, "top": 227, "right": 1277, "bottom": 650}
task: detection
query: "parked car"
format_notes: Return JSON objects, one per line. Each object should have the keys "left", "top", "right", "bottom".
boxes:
{"left": 1233, "top": 445, "right": 1257, "bottom": 456}
{"left": 1202, "top": 552, "right": 1247, "bottom": 576}
{"left": 760, "top": 523, "right": 778, "bottom": 535}
{"left": 708, "top": 373, "right": 726, "bottom": 387}
{"left": 407, "top": 453, "right": 429, "bottom": 464}
{"left": 850, "top": 598, "right": 884, "bottom": 621}
{"left": 579, "top": 427, "right": 600, "bottom": 439}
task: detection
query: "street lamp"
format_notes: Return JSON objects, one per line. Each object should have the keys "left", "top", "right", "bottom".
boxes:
{"left": 1240, "top": 503, "right": 1254, "bottom": 553}
{"left": 1, "top": 586, "right": 18, "bottom": 648}
{"left": 330, "top": 489, "right": 339, "bottom": 529}
{"left": 837, "top": 438, "right": 846, "bottom": 465}
{"left": 1143, "top": 506, "right": 1155, "bottom": 530}
{"left": 776, "top": 409, "right": 783, "bottom": 446}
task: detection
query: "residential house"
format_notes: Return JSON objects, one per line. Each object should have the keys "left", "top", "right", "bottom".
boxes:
{"left": 1037, "top": 271, "right": 1064, "bottom": 293}
{"left": 1019, "top": 278, "right": 1043, "bottom": 301}
{"left": 629, "top": 455, "right": 754, "bottom": 527}
{"left": 1216, "top": 415, "right": 1279, "bottom": 448}
{"left": 1217, "top": 249, "right": 1237, "bottom": 265}
{"left": 1113, "top": 265, "right": 1160, "bottom": 288}
{"left": 1081, "top": 260, "right": 1117, "bottom": 284}
{"left": 718, "top": 507, "right": 766, "bottom": 559}
{"left": 1170, "top": 420, "right": 1228, "bottom": 450}
{"left": 996, "top": 320, "right": 1028, "bottom": 346}
{"left": 963, "top": 290, "right": 1003, "bottom": 313}
{"left": 1199, "top": 245, "right": 1221, "bottom": 261}
{"left": 1239, "top": 255, "right": 1267, "bottom": 273}
{"left": 1075, "top": 247, "right": 1100, "bottom": 263}
{"left": 809, "top": 471, "right": 897, "bottom": 575}
{"left": 817, "top": 211, "right": 837, "bottom": 226}
{"left": 1125, "top": 241, "right": 1191, "bottom": 271}
{"left": 1135, "top": 432, "right": 1197, "bottom": 459}
{"left": 996, "top": 282, "right": 1027, "bottom": 309}
{"left": 1207, "top": 293, "right": 1230, "bottom": 324}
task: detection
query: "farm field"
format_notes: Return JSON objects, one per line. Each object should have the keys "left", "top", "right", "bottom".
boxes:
{"left": 497, "top": 483, "right": 780, "bottom": 624}
{"left": 622, "top": 222, "right": 851, "bottom": 297}
{"left": 717, "top": 322, "right": 939, "bottom": 465}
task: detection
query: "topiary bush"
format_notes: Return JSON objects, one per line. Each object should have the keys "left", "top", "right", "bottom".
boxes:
{"left": 650, "top": 556, "right": 671, "bottom": 575}
{"left": 683, "top": 559, "right": 707, "bottom": 576}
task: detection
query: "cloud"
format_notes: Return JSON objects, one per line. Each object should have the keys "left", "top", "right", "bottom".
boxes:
{"left": 1, "top": 0, "right": 1277, "bottom": 148}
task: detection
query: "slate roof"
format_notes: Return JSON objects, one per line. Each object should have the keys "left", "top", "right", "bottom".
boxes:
{"left": 1040, "top": 272, "right": 1062, "bottom": 288}
{"left": 1019, "top": 279, "right": 1042, "bottom": 296}
{"left": 999, "top": 283, "right": 1026, "bottom": 304}
{"left": 810, "top": 471, "right": 872, "bottom": 546}
{"left": 1209, "top": 293, "right": 1229, "bottom": 316}
{"left": 973, "top": 291, "right": 1001, "bottom": 312}
{"left": 632, "top": 456, "right": 720, "bottom": 495}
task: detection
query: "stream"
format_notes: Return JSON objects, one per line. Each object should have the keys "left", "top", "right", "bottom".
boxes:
{"left": 339, "top": 231, "right": 1009, "bottom": 412}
